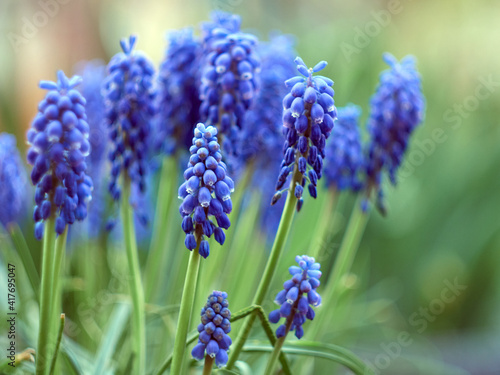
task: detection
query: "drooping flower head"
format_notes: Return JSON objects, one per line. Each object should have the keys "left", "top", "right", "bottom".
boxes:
{"left": 156, "top": 28, "right": 202, "bottom": 156}
{"left": 27, "top": 71, "right": 93, "bottom": 239}
{"left": 272, "top": 58, "right": 337, "bottom": 211}
{"left": 0, "top": 134, "right": 27, "bottom": 228}
{"left": 269, "top": 255, "right": 321, "bottom": 339}
{"left": 365, "top": 53, "right": 425, "bottom": 211}
{"left": 324, "top": 104, "right": 364, "bottom": 192}
{"left": 192, "top": 291, "right": 232, "bottom": 368}
{"left": 76, "top": 60, "right": 108, "bottom": 237}
{"left": 179, "top": 123, "right": 234, "bottom": 258}
{"left": 103, "top": 35, "right": 156, "bottom": 202}
{"left": 199, "top": 11, "right": 260, "bottom": 156}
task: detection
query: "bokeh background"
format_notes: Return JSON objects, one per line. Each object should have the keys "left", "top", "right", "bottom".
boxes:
{"left": 1, "top": 0, "right": 499, "bottom": 374}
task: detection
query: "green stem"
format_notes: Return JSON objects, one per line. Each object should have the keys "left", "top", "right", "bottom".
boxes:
{"left": 202, "top": 355, "right": 214, "bottom": 375}
{"left": 144, "top": 156, "right": 177, "bottom": 302}
{"left": 264, "top": 335, "right": 286, "bottom": 375}
{"left": 8, "top": 223, "right": 40, "bottom": 299}
{"left": 121, "top": 178, "right": 146, "bottom": 375}
{"left": 48, "top": 313, "right": 65, "bottom": 375}
{"left": 170, "top": 243, "right": 201, "bottom": 375}
{"left": 226, "top": 173, "right": 299, "bottom": 369}
{"left": 36, "top": 216, "right": 56, "bottom": 375}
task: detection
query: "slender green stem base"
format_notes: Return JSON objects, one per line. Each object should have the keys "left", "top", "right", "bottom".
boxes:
{"left": 265, "top": 335, "right": 286, "bottom": 375}
{"left": 226, "top": 185, "right": 298, "bottom": 369}
{"left": 36, "top": 217, "right": 56, "bottom": 375}
{"left": 202, "top": 355, "right": 214, "bottom": 375}
{"left": 170, "top": 245, "right": 201, "bottom": 375}
{"left": 121, "top": 179, "right": 146, "bottom": 375}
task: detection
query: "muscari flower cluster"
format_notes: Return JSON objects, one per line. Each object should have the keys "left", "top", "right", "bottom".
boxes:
{"left": 103, "top": 35, "right": 156, "bottom": 202}
{"left": 77, "top": 60, "right": 108, "bottom": 236}
{"left": 365, "top": 53, "right": 425, "bottom": 209}
{"left": 273, "top": 58, "right": 337, "bottom": 211}
{"left": 0, "top": 133, "right": 27, "bottom": 228}
{"left": 179, "top": 123, "right": 234, "bottom": 258}
{"left": 324, "top": 104, "right": 364, "bottom": 192}
{"left": 269, "top": 255, "right": 322, "bottom": 339}
{"left": 199, "top": 11, "right": 260, "bottom": 155}
{"left": 27, "top": 71, "right": 93, "bottom": 239}
{"left": 156, "top": 28, "right": 201, "bottom": 155}
{"left": 192, "top": 291, "right": 232, "bottom": 368}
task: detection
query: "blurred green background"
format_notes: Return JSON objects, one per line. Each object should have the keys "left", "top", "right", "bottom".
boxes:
{"left": 0, "top": 0, "right": 499, "bottom": 374}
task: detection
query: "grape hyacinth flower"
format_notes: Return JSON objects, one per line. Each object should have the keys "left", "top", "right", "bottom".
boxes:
{"left": 156, "top": 28, "right": 201, "bottom": 156}
{"left": 103, "top": 35, "right": 156, "bottom": 202}
{"left": 192, "top": 291, "right": 232, "bottom": 368}
{"left": 365, "top": 53, "right": 425, "bottom": 212}
{"left": 272, "top": 57, "right": 337, "bottom": 211}
{"left": 26, "top": 70, "right": 93, "bottom": 239}
{"left": 199, "top": 11, "right": 260, "bottom": 156}
{"left": 269, "top": 255, "right": 321, "bottom": 339}
{"left": 0, "top": 133, "right": 27, "bottom": 228}
{"left": 179, "top": 123, "right": 234, "bottom": 258}
{"left": 324, "top": 104, "right": 364, "bottom": 192}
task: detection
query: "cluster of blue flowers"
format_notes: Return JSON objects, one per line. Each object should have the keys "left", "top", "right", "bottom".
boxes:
{"left": 324, "top": 104, "right": 364, "bottom": 192}
{"left": 269, "top": 255, "right": 322, "bottom": 339}
{"left": 179, "top": 123, "right": 234, "bottom": 258}
{"left": 273, "top": 58, "right": 337, "bottom": 211}
{"left": 156, "top": 28, "right": 201, "bottom": 156}
{"left": 0, "top": 134, "right": 27, "bottom": 228}
{"left": 27, "top": 70, "right": 93, "bottom": 239}
{"left": 365, "top": 53, "right": 425, "bottom": 207}
{"left": 103, "top": 35, "right": 156, "bottom": 202}
{"left": 76, "top": 60, "right": 108, "bottom": 236}
{"left": 199, "top": 11, "right": 260, "bottom": 156}
{"left": 192, "top": 290, "right": 232, "bottom": 367}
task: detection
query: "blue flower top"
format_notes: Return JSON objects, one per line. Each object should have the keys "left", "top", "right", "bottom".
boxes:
{"left": 366, "top": 53, "right": 425, "bottom": 198}
{"left": 324, "top": 104, "right": 364, "bottom": 192}
{"left": 269, "top": 255, "right": 322, "bottom": 339}
{"left": 0, "top": 133, "right": 27, "bottom": 228}
{"left": 156, "top": 28, "right": 202, "bottom": 156}
{"left": 199, "top": 11, "right": 260, "bottom": 156}
{"left": 273, "top": 57, "right": 337, "bottom": 211}
{"left": 27, "top": 70, "right": 93, "bottom": 239}
{"left": 191, "top": 290, "right": 232, "bottom": 368}
{"left": 179, "top": 123, "right": 234, "bottom": 258}
{"left": 103, "top": 35, "right": 156, "bottom": 202}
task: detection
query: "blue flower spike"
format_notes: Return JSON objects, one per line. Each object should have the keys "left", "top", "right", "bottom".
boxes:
{"left": 179, "top": 123, "right": 234, "bottom": 258}
{"left": 269, "top": 255, "right": 321, "bottom": 339}
{"left": 272, "top": 57, "right": 337, "bottom": 211}
{"left": 192, "top": 291, "right": 232, "bottom": 368}
{"left": 365, "top": 53, "right": 425, "bottom": 214}
{"left": 103, "top": 35, "right": 156, "bottom": 203}
{"left": 155, "top": 28, "right": 201, "bottom": 155}
{"left": 199, "top": 11, "right": 260, "bottom": 156}
{"left": 27, "top": 70, "right": 93, "bottom": 239}
{"left": 324, "top": 104, "right": 364, "bottom": 192}
{"left": 0, "top": 134, "right": 27, "bottom": 228}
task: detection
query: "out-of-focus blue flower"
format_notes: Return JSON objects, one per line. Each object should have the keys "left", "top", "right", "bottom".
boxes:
{"left": 269, "top": 255, "right": 321, "bottom": 339}
{"left": 324, "top": 104, "right": 364, "bottom": 192}
{"left": 199, "top": 11, "right": 260, "bottom": 156}
{"left": 103, "top": 35, "right": 156, "bottom": 203}
{"left": 156, "top": 28, "right": 202, "bottom": 156}
{"left": 76, "top": 60, "right": 108, "bottom": 237}
{"left": 240, "top": 33, "right": 296, "bottom": 238}
{"left": 272, "top": 57, "right": 337, "bottom": 211}
{"left": 179, "top": 123, "right": 234, "bottom": 258}
{"left": 365, "top": 53, "right": 425, "bottom": 212}
{"left": 0, "top": 133, "right": 27, "bottom": 228}
{"left": 192, "top": 290, "right": 232, "bottom": 368}
{"left": 27, "top": 70, "right": 93, "bottom": 239}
